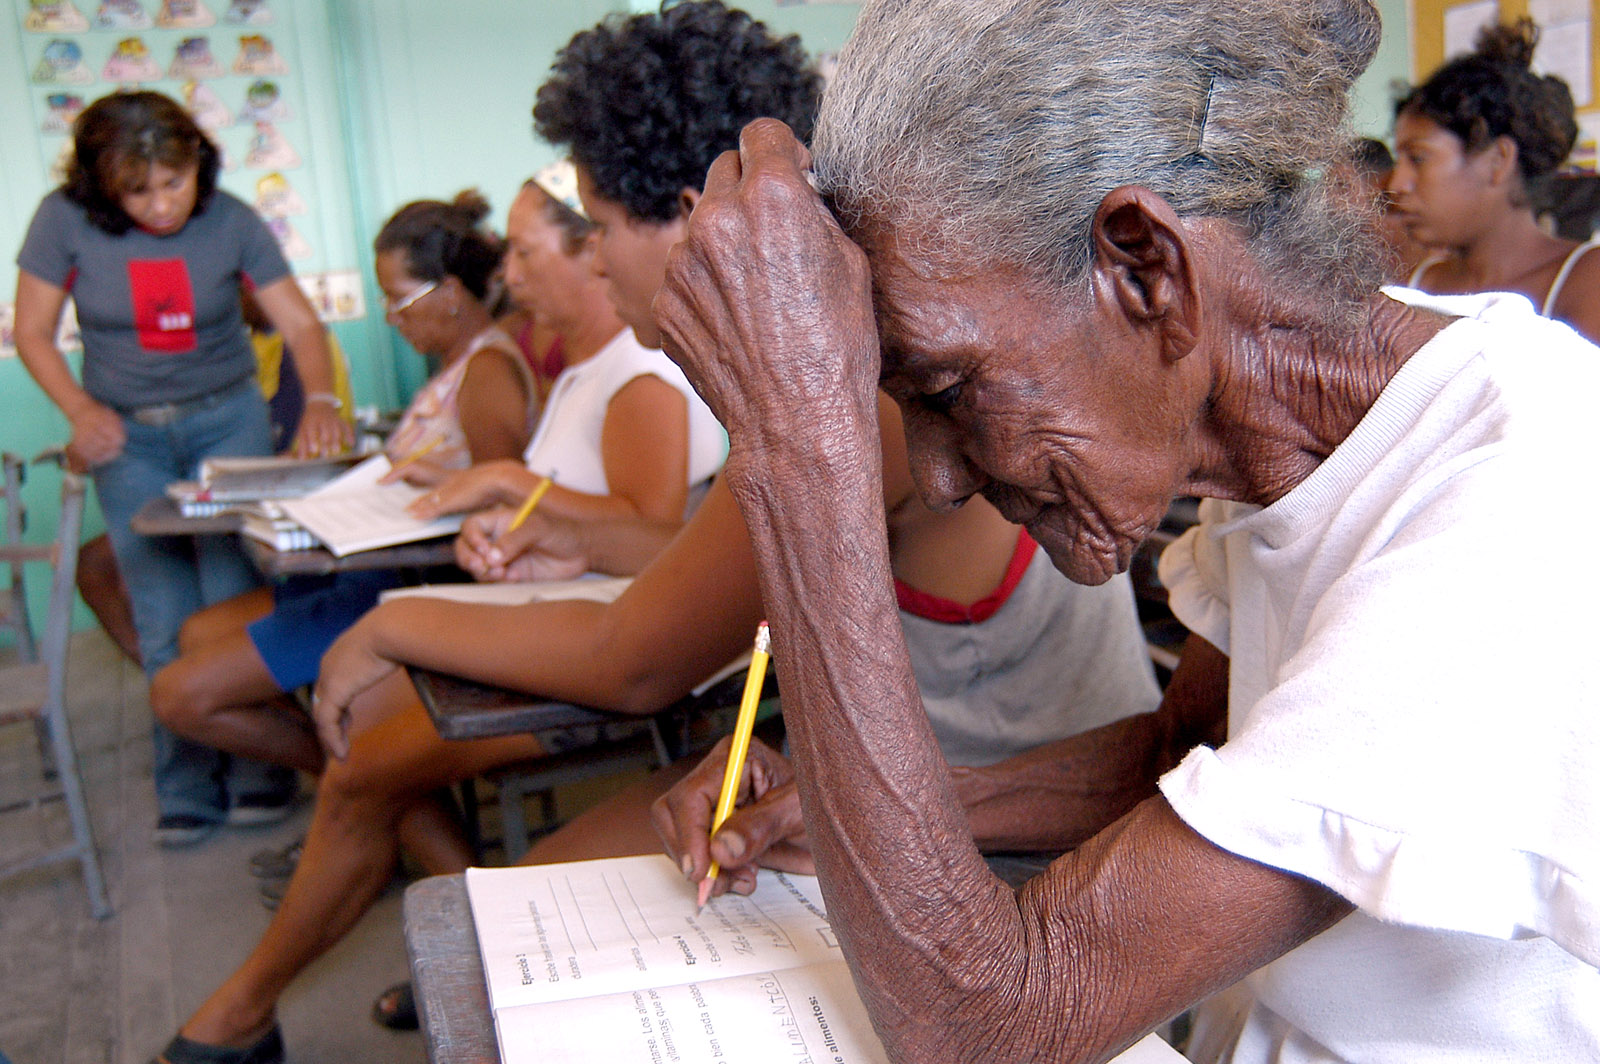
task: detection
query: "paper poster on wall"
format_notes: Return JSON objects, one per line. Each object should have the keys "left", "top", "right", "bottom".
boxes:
{"left": 92, "top": 0, "right": 150, "bottom": 29}
{"left": 1528, "top": 0, "right": 1591, "bottom": 109}
{"left": 244, "top": 119, "right": 298, "bottom": 167}
{"left": 156, "top": 0, "right": 212, "bottom": 28}
{"left": 221, "top": 0, "right": 268, "bottom": 24}
{"left": 102, "top": 36, "right": 162, "bottom": 80}
{"left": 298, "top": 270, "right": 365, "bottom": 322}
{"left": 1444, "top": 0, "right": 1499, "bottom": 59}
{"left": 1571, "top": 113, "right": 1600, "bottom": 174}
{"left": 180, "top": 78, "right": 231, "bottom": 128}
{"left": 263, "top": 216, "right": 311, "bottom": 259}
{"left": 232, "top": 32, "right": 285, "bottom": 74}
{"left": 0, "top": 300, "right": 82, "bottom": 357}
{"left": 237, "top": 78, "right": 290, "bottom": 122}
{"left": 254, "top": 171, "right": 306, "bottom": 215}
{"left": 32, "top": 38, "right": 93, "bottom": 82}
{"left": 40, "top": 91, "right": 86, "bottom": 133}
{"left": 24, "top": 0, "right": 88, "bottom": 31}
{"left": 168, "top": 35, "right": 225, "bottom": 78}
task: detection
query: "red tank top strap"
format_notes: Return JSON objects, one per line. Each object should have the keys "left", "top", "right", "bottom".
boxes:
{"left": 894, "top": 529, "right": 1038, "bottom": 624}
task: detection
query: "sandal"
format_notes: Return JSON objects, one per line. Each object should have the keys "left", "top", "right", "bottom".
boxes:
{"left": 151, "top": 1024, "right": 284, "bottom": 1064}
{"left": 372, "top": 981, "right": 419, "bottom": 1031}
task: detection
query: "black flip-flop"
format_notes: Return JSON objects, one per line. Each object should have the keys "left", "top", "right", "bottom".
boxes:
{"left": 372, "top": 981, "right": 419, "bottom": 1031}
{"left": 151, "top": 1024, "right": 284, "bottom": 1064}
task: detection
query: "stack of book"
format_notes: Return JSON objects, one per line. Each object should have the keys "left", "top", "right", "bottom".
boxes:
{"left": 166, "top": 454, "right": 365, "bottom": 518}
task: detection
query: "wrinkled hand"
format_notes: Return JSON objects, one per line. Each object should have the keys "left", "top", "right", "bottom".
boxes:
{"left": 654, "top": 119, "right": 880, "bottom": 449}
{"left": 455, "top": 506, "right": 590, "bottom": 583}
{"left": 65, "top": 400, "right": 126, "bottom": 467}
{"left": 407, "top": 461, "right": 518, "bottom": 520}
{"left": 652, "top": 735, "right": 812, "bottom": 900}
{"left": 291, "top": 401, "right": 352, "bottom": 459}
{"left": 311, "top": 615, "right": 399, "bottom": 760}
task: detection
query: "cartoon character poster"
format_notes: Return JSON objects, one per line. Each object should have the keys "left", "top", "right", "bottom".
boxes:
{"left": 180, "top": 79, "right": 232, "bottom": 129}
{"left": 102, "top": 36, "right": 163, "bottom": 80}
{"left": 221, "top": 0, "right": 269, "bottom": 24}
{"left": 263, "top": 216, "right": 311, "bottom": 260}
{"left": 156, "top": 0, "right": 213, "bottom": 28}
{"left": 254, "top": 171, "right": 306, "bottom": 216}
{"left": 92, "top": 0, "right": 151, "bottom": 28}
{"left": 232, "top": 33, "right": 287, "bottom": 75}
{"left": 236, "top": 78, "right": 290, "bottom": 123}
{"left": 168, "top": 35, "right": 225, "bottom": 78}
{"left": 24, "top": 0, "right": 89, "bottom": 31}
{"left": 244, "top": 120, "right": 299, "bottom": 168}
{"left": 40, "top": 92, "right": 86, "bottom": 133}
{"left": 32, "top": 38, "right": 93, "bottom": 83}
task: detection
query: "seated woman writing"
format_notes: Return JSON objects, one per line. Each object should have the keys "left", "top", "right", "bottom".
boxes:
{"left": 1389, "top": 18, "right": 1599, "bottom": 344}
{"left": 148, "top": 190, "right": 536, "bottom": 802}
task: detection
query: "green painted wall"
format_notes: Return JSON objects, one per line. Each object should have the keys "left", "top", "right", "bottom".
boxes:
{"left": 1, "top": 0, "right": 1411, "bottom": 644}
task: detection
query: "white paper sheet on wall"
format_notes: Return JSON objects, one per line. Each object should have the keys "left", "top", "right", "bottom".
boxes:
{"left": 1529, "top": 0, "right": 1592, "bottom": 108}
{"left": 1444, "top": 0, "right": 1499, "bottom": 60}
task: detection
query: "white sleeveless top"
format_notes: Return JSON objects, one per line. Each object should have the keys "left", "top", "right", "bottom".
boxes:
{"left": 522, "top": 328, "right": 726, "bottom": 506}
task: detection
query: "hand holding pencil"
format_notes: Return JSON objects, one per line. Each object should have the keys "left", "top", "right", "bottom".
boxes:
{"left": 699, "top": 621, "right": 772, "bottom": 910}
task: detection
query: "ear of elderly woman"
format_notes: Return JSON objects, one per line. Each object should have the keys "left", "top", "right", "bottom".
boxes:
{"left": 653, "top": 1, "right": 1598, "bottom": 1061}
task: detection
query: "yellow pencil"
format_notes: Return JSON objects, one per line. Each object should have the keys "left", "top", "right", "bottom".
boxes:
{"left": 700, "top": 620, "right": 772, "bottom": 910}
{"left": 387, "top": 435, "right": 442, "bottom": 477}
{"left": 506, "top": 474, "right": 554, "bottom": 533}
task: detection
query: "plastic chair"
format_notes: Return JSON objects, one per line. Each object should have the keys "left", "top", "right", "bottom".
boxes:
{"left": 0, "top": 452, "right": 111, "bottom": 918}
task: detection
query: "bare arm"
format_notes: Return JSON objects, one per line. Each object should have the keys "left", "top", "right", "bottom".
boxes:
{"left": 654, "top": 120, "right": 1350, "bottom": 1062}
{"left": 251, "top": 276, "right": 352, "bottom": 457}
{"left": 13, "top": 271, "right": 125, "bottom": 465}
{"left": 456, "top": 347, "right": 535, "bottom": 462}
{"left": 1550, "top": 247, "right": 1600, "bottom": 347}
{"left": 312, "top": 477, "right": 763, "bottom": 757}
{"left": 953, "top": 632, "right": 1228, "bottom": 852}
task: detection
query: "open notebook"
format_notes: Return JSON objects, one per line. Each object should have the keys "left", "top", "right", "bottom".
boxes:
{"left": 466, "top": 855, "right": 1187, "bottom": 1064}
{"left": 276, "top": 454, "right": 463, "bottom": 557}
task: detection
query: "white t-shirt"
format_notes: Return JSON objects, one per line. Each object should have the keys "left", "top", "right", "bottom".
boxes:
{"left": 1157, "top": 289, "right": 1599, "bottom": 1063}
{"left": 522, "top": 328, "right": 726, "bottom": 502}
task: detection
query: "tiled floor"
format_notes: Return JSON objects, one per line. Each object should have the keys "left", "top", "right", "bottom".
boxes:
{"left": 0, "top": 630, "right": 421, "bottom": 1064}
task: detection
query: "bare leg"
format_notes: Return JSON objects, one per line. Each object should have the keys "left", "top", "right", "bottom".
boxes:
{"left": 75, "top": 534, "right": 142, "bottom": 665}
{"left": 517, "top": 756, "right": 698, "bottom": 865}
{"left": 172, "top": 674, "right": 546, "bottom": 1048}
{"left": 150, "top": 591, "right": 323, "bottom": 775}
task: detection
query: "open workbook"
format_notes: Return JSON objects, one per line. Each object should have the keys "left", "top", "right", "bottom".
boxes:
{"left": 273, "top": 453, "right": 463, "bottom": 556}
{"left": 464, "top": 854, "right": 1186, "bottom": 1064}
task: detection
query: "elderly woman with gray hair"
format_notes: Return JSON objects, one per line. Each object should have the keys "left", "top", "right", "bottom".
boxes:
{"left": 650, "top": 0, "right": 1599, "bottom": 1060}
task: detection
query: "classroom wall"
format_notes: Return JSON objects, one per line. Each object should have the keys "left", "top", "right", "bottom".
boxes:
{"left": 0, "top": 0, "right": 1414, "bottom": 644}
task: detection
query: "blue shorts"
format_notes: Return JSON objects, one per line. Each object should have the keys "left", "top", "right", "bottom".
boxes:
{"left": 246, "top": 570, "right": 405, "bottom": 691}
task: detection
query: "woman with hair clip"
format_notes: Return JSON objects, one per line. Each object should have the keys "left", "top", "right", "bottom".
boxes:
{"left": 1389, "top": 18, "right": 1600, "bottom": 344}
{"left": 12, "top": 90, "right": 351, "bottom": 845}
{"left": 148, "top": 190, "right": 536, "bottom": 842}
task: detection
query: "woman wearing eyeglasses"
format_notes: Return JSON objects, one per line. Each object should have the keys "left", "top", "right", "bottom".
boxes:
{"left": 146, "top": 191, "right": 537, "bottom": 842}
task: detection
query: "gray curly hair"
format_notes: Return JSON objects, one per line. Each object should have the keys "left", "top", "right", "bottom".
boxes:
{"left": 812, "top": 0, "right": 1386, "bottom": 313}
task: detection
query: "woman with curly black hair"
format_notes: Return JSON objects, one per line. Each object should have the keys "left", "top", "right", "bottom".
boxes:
{"left": 1389, "top": 18, "right": 1599, "bottom": 343}
{"left": 533, "top": 0, "right": 821, "bottom": 344}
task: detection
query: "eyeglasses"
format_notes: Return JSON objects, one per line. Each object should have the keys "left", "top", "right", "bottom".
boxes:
{"left": 384, "top": 279, "right": 439, "bottom": 315}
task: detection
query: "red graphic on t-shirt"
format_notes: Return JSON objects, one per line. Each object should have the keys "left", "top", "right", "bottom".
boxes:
{"left": 127, "top": 259, "right": 198, "bottom": 354}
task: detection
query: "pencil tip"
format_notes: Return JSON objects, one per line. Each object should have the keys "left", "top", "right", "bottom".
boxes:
{"left": 696, "top": 877, "right": 712, "bottom": 911}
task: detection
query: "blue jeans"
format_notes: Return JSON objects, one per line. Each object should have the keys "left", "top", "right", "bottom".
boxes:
{"left": 93, "top": 378, "right": 291, "bottom": 821}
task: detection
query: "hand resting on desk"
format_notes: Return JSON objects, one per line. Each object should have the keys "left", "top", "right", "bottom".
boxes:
{"left": 653, "top": 735, "right": 814, "bottom": 900}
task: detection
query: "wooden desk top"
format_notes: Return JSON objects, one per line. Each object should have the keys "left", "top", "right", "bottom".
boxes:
{"left": 243, "top": 534, "right": 458, "bottom": 578}
{"left": 410, "top": 666, "right": 627, "bottom": 742}
{"left": 130, "top": 496, "right": 242, "bottom": 536}
{"left": 404, "top": 874, "right": 497, "bottom": 1064}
